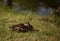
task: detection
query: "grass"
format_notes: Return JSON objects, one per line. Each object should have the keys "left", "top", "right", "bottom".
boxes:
{"left": 0, "top": 8, "right": 60, "bottom": 41}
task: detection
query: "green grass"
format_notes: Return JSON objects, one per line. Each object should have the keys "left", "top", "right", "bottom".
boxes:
{"left": 0, "top": 8, "right": 60, "bottom": 41}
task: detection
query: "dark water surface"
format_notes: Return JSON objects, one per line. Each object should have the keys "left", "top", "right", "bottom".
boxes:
{"left": 12, "top": 3, "right": 53, "bottom": 15}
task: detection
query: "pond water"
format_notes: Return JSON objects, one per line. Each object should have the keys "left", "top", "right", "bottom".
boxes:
{"left": 37, "top": 6, "right": 53, "bottom": 15}
{"left": 13, "top": 3, "right": 53, "bottom": 15}
{"left": 13, "top": 3, "right": 27, "bottom": 13}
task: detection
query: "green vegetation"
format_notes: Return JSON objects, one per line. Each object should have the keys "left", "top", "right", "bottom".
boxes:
{"left": 0, "top": 8, "right": 60, "bottom": 41}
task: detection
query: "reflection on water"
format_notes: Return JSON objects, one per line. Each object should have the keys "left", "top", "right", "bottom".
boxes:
{"left": 37, "top": 6, "right": 53, "bottom": 15}
{"left": 13, "top": 2, "right": 27, "bottom": 13}
{"left": 13, "top": 3, "right": 53, "bottom": 15}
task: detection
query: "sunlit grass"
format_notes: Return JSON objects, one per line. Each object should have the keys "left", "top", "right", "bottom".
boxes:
{"left": 0, "top": 8, "right": 60, "bottom": 41}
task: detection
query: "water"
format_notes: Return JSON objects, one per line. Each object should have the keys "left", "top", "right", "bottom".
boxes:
{"left": 37, "top": 6, "right": 53, "bottom": 15}
{"left": 13, "top": 2, "right": 28, "bottom": 13}
{"left": 13, "top": 3, "right": 53, "bottom": 15}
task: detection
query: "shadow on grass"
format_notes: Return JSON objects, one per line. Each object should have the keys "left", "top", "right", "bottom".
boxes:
{"left": 9, "top": 28, "right": 40, "bottom": 34}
